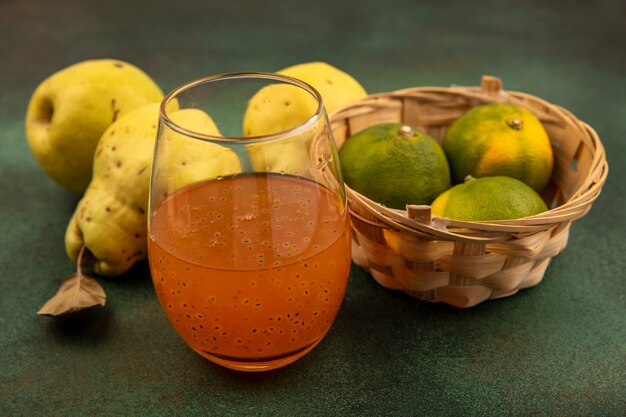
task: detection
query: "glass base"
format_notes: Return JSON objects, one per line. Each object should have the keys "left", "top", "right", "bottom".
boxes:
{"left": 192, "top": 339, "right": 323, "bottom": 372}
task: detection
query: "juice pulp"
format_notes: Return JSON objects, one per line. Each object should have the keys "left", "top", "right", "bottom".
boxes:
{"left": 148, "top": 174, "right": 351, "bottom": 370}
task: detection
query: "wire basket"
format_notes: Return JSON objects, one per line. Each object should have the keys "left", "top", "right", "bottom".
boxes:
{"left": 329, "top": 75, "right": 608, "bottom": 308}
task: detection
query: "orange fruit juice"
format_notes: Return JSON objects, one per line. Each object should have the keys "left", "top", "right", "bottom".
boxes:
{"left": 148, "top": 174, "right": 351, "bottom": 370}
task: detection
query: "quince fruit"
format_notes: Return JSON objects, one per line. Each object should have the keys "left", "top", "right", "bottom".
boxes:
{"left": 243, "top": 62, "right": 366, "bottom": 177}
{"left": 25, "top": 59, "right": 163, "bottom": 193}
{"left": 65, "top": 103, "right": 240, "bottom": 276}
{"left": 243, "top": 61, "right": 366, "bottom": 137}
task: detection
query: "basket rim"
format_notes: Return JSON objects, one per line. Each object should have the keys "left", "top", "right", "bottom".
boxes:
{"left": 330, "top": 76, "right": 609, "bottom": 243}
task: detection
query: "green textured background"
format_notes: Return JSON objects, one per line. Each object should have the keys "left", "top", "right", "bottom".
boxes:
{"left": 1, "top": 0, "right": 624, "bottom": 416}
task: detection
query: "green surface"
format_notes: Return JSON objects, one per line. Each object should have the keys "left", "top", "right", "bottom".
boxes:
{"left": 1, "top": 0, "right": 624, "bottom": 416}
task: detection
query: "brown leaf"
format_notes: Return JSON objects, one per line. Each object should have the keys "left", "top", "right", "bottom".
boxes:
{"left": 37, "top": 272, "right": 106, "bottom": 317}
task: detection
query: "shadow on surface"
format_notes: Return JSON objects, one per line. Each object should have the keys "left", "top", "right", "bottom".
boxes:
{"left": 330, "top": 266, "right": 539, "bottom": 361}
{"left": 46, "top": 306, "right": 112, "bottom": 346}
{"left": 103, "top": 260, "right": 153, "bottom": 290}
{"left": 208, "top": 360, "right": 295, "bottom": 383}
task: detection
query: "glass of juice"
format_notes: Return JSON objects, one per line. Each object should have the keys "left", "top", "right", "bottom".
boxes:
{"left": 148, "top": 73, "right": 351, "bottom": 371}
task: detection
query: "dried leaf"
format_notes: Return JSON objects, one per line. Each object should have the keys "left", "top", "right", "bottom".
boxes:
{"left": 38, "top": 246, "right": 106, "bottom": 317}
{"left": 37, "top": 273, "right": 106, "bottom": 316}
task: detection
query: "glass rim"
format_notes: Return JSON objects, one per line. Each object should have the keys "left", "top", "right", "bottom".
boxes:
{"left": 159, "top": 71, "right": 325, "bottom": 143}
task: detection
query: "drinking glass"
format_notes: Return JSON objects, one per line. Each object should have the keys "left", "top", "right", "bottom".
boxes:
{"left": 148, "top": 73, "right": 351, "bottom": 371}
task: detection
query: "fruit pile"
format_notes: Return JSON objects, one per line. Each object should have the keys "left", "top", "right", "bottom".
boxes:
{"left": 26, "top": 59, "right": 367, "bottom": 278}
{"left": 27, "top": 59, "right": 553, "bottom": 280}
{"left": 339, "top": 103, "right": 553, "bottom": 221}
